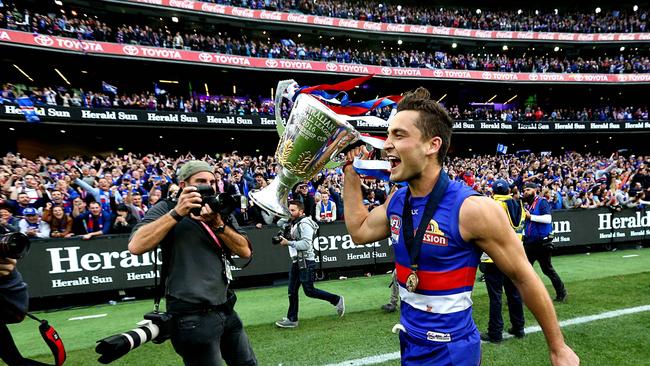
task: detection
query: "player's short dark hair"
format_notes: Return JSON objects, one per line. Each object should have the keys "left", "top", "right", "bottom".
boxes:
{"left": 397, "top": 87, "right": 453, "bottom": 165}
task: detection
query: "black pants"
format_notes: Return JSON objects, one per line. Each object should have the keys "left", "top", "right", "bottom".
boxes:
{"left": 524, "top": 243, "right": 566, "bottom": 299}
{"left": 0, "top": 324, "right": 48, "bottom": 366}
{"left": 483, "top": 263, "right": 525, "bottom": 340}
{"left": 170, "top": 310, "right": 257, "bottom": 366}
{"left": 287, "top": 260, "right": 340, "bottom": 322}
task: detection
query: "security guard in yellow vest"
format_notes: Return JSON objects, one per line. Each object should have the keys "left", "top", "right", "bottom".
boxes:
{"left": 480, "top": 179, "right": 526, "bottom": 343}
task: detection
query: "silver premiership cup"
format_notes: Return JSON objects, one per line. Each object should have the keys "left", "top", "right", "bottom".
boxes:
{"left": 249, "top": 92, "right": 360, "bottom": 218}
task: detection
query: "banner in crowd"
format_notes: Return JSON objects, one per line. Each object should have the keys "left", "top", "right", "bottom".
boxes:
{"left": 2, "top": 30, "right": 650, "bottom": 84}
{"left": 116, "top": 0, "right": 650, "bottom": 43}
{"left": 2, "top": 103, "right": 650, "bottom": 132}
{"left": 19, "top": 223, "right": 394, "bottom": 298}
{"left": 18, "top": 208, "right": 648, "bottom": 298}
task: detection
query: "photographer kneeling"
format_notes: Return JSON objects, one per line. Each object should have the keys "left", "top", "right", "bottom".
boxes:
{"left": 128, "top": 161, "right": 257, "bottom": 366}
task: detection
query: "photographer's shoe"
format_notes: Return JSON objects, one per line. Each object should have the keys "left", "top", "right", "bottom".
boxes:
{"left": 381, "top": 303, "right": 397, "bottom": 313}
{"left": 480, "top": 332, "right": 502, "bottom": 344}
{"left": 507, "top": 328, "right": 525, "bottom": 339}
{"left": 275, "top": 318, "right": 298, "bottom": 328}
{"left": 336, "top": 296, "right": 345, "bottom": 317}
{"left": 554, "top": 292, "right": 568, "bottom": 303}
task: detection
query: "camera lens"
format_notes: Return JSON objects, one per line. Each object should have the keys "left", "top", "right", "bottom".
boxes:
{"left": 0, "top": 232, "right": 31, "bottom": 259}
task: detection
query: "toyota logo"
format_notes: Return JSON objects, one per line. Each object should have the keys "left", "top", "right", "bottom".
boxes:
{"left": 618, "top": 75, "right": 627, "bottom": 82}
{"left": 572, "top": 74, "right": 583, "bottom": 82}
{"left": 265, "top": 59, "right": 279, "bottom": 68}
{"left": 122, "top": 45, "right": 139, "bottom": 56}
{"left": 33, "top": 35, "right": 53, "bottom": 46}
{"left": 433, "top": 70, "right": 443, "bottom": 78}
{"left": 199, "top": 53, "right": 213, "bottom": 62}
{"left": 381, "top": 67, "right": 392, "bottom": 75}
{"left": 325, "top": 63, "right": 338, "bottom": 72}
{"left": 528, "top": 73, "right": 539, "bottom": 81}
{"left": 481, "top": 72, "right": 492, "bottom": 80}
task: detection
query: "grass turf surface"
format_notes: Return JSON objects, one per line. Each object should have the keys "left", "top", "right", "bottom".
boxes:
{"left": 5, "top": 248, "right": 650, "bottom": 365}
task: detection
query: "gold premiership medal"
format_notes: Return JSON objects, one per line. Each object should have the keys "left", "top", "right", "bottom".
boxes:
{"left": 405, "top": 271, "right": 419, "bottom": 293}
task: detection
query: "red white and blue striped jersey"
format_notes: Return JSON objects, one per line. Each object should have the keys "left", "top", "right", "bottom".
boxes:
{"left": 387, "top": 180, "right": 481, "bottom": 342}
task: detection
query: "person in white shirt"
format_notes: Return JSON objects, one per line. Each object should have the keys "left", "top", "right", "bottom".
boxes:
{"left": 18, "top": 208, "right": 50, "bottom": 239}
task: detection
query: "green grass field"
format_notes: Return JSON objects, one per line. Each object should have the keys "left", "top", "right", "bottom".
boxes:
{"left": 5, "top": 248, "right": 650, "bottom": 366}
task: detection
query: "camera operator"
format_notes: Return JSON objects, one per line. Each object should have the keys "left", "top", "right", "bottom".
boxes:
{"left": 274, "top": 200, "right": 345, "bottom": 328}
{"left": 128, "top": 161, "right": 256, "bottom": 366}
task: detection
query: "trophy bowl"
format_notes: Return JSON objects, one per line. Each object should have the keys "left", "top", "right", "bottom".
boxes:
{"left": 249, "top": 93, "right": 360, "bottom": 217}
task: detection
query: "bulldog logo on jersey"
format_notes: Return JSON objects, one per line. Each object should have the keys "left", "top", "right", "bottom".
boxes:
{"left": 422, "top": 219, "right": 448, "bottom": 246}
{"left": 390, "top": 215, "right": 401, "bottom": 235}
{"left": 390, "top": 215, "right": 401, "bottom": 245}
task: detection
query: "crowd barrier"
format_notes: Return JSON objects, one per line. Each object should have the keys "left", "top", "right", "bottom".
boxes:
{"left": 3, "top": 103, "right": 650, "bottom": 133}
{"left": 18, "top": 207, "right": 648, "bottom": 298}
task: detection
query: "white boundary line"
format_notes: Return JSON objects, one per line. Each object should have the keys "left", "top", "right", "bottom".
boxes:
{"left": 68, "top": 313, "right": 107, "bottom": 321}
{"left": 324, "top": 305, "right": 650, "bottom": 366}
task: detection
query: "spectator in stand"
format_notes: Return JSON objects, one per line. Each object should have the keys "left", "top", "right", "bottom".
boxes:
{"left": 363, "top": 190, "right": 381, "bottom": 211}
{"left": 294, "top": 183, "right": 316, "bottom": 219}
{"left": 315, "top": 190, "right": 337, "bottom": 223}
{"left": 111, "top": 204, "right": 139, "bottom": 234}
{"left": 71, "top": 196, "right": 89, "bottom": 235}
{"left": 125, "top": 191, "right": 147, "bottom": 219}
{"left": 0, "top": 207, "right": 19, "bottom": 234}
{"left": 4, "top": 192, "right": 38, "bottom": 218}
{"left": 2, "top": 5, "right": 650, "bottom": 75}
{"left": 18, "top": 207, "right": 50, "bottom": 239}
{"left": 148, "top": 187, "right": 163, "bottom": 207}
{"left": 48, "top": 189, "right": 73, "bottom": 215}
{"left": 43, "top": 204, "right": 74, "bottom": 238}
{"left": 70, "top": 169, "right": 122, "bottom": 215}
{"left": 55, "top": 178, "right": 80, "bottom": 204}
{"left": 253, "top": 173, "right": 268, "bottom": 190}
{"left": 75, "top": 201, "right": 111, "bottom": 240}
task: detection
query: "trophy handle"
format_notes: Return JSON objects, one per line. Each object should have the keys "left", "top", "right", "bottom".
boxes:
{"left": 326, "top": 115, "right": 388, "bottom": 168}
{"left": 274, "top": 79, "right": 299, "bottom": 137}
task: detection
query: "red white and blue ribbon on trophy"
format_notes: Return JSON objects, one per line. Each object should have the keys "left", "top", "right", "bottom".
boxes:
{"left": 274, "top": 75, "right": 400, "bottom": 182}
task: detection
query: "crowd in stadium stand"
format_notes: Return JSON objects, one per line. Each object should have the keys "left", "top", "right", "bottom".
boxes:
{"left": 0, "top": 150, "right": 648, "bottom": 239}
{"left": 203, "top": 1, "right": 648, "bottom": 33}
{"left": 3, "top": 83, "right": 650, "bottom": 121}
{"left": 2, "top": 6, "right": 649, "bottom": 74}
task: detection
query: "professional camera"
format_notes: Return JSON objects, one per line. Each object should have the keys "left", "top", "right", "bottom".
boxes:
{"left": 272, "top": 223, "right": 291, "bottom": 245}
{"left": 190, "top": 185, "right": 238, "bottom": 217}
{"left": 95, "top": 311, "right": 173, "bottom": 364}
{"left": 0, "top": 232, "right": 31, "bottom": 259}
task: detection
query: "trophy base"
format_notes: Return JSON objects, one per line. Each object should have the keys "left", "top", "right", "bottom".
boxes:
{"left": 249, "top": 191, "right": 289, "bottom": 218}
{"left": 249, "top": 173, "right": 296, "bottom": 218}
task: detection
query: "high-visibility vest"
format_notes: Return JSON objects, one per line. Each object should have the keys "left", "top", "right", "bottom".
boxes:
{"left": 481, "top": 194, "right": 526, "bottom": 263}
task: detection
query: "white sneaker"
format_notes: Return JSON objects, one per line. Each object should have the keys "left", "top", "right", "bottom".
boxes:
{"left": 336, "top": 296, "right": 345, "bottom": 317}
{"left": 275, "top": 317, "right": 298, "bottom": 328}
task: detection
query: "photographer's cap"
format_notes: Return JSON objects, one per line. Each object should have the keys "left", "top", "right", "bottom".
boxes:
{"left": 23, "top": 207, "right": 38, "bottom": 216}
{"left": 178, "top": 160, "right": 213, "bottom": 182}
